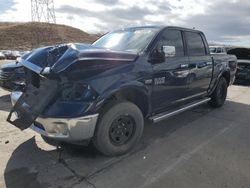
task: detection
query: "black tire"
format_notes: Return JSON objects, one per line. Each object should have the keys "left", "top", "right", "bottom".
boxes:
{"left": 209, "top": 77, "right": 228, "bottom": 108}
{"left": 41, "top": 135, "right": 61, "bottom": 146}
{"left": 186, "top": 74, "right": 196, "bottom": 85}
{"left": 93, "top": 101, "right": 144, "bottom": 156}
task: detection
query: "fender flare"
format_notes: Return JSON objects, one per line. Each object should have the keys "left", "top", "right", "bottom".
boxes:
{"left": 90, "top": 81, "right": 151, "bottom": 116}
{"left": 209, "top": 68, "right": 231, "bottom": 95}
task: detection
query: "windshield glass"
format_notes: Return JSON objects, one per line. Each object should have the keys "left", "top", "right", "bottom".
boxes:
{"left": 93, "top": 28, "right": 160, "bottom": 53}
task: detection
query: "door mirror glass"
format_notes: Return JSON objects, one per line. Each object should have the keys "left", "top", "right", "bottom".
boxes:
{"left": 162, "top": 45, "right": 176, "bottom": 57}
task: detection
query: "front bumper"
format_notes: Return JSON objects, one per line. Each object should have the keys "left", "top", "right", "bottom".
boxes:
{"left": 10, "top": 91, "right": 99, "bottom": 142}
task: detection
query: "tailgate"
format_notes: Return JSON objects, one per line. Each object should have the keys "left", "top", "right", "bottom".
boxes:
{"left": 7, "top": 76, "right": 58, "bottom": 130}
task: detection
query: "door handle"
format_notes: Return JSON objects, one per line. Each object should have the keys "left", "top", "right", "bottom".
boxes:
{"left": 180, "top": 64, "right": 189, "bottom": 69}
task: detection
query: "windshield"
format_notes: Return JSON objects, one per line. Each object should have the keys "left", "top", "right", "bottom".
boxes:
{"left": 93, "top": 28, "right": 160, "bottom": 53}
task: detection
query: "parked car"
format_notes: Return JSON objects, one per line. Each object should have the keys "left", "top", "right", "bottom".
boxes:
{"left": 234, "top": 59, "right": 250, "bottom": 83}
{"left": 20, "top": 51, "right": 30, "bottom": 56}
{"left": 0, "top": 52, "right": 5, "bottom": 60}
{"left": 0, "top": 61, "right": 26, "bottom": 91}
{"left": 227, "top": 48, "right": 250, "bottom": 59}
{"left": 209, "top": 46, "right": 227, "bottom": 54}
{"left": 1, "top": 50, "right": 11, "bottom": 58}
{"left": 8, "top": 26, "right": 237, "bottom": 156}
{"left": 2, "top": 51, "right": 12, "bottom": 60}
{"left": 210, "top": 46, "right": 238, "bottom": 79}
{"left": 3, "top": 51, "right": 21, "bottom": 60}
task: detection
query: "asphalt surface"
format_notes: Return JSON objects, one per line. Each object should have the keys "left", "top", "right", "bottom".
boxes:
{"left": 0, "top": 84, "right": 250, "bottom": 188}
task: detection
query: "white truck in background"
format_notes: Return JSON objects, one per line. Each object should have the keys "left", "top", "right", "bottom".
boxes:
{"left": 209, "top": 46, "right": 227, "bottom": 54}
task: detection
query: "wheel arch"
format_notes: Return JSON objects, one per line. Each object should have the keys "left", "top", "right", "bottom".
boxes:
{"left": 221, "top": 70, "right": 230, "bottom": 86}
{"left": 209, "top": 69, "right": 230, "bottom": 96}
{"left": 93, "top": 85, "right": 151, "bottom": 118}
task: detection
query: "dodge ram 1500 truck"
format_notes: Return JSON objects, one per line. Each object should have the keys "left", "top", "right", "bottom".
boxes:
{"left": 7, "top": 26, "right": 237, "bottom": 156}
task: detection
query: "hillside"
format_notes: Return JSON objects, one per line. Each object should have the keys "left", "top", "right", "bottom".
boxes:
{"left": 0, "top": 22, "right": 100, "bottom": 51}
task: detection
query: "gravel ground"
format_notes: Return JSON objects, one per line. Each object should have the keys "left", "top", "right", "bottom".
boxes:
{"left": 0, "top": 85, "right": 250, "bottom": 188}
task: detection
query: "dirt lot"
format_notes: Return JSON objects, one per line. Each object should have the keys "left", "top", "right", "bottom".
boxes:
{"left": 0, "top": 85, "right": 250, "bottom": 188}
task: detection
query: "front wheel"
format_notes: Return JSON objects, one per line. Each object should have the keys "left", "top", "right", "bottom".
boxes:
{"left": 93, "top": 101, "right": 144, "bottom": 156}
{"left": 209, "top": 77, "right": 228, "bottom": 108}
{"left": 41, "top": 135, "right": 61, "bottom": 146}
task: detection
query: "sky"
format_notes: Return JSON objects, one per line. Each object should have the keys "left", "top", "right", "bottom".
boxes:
{"left": 0, "top": 0, "right": 249, "bottom": 46}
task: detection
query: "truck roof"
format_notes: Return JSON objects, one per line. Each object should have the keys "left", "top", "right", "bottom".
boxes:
{"left": 114, "top": 25, "right": 204, "bottom": 34}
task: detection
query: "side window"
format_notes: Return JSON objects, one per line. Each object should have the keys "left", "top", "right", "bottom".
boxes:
{"left": 185, "top": 32, "right": 206, "bottom": 56}
{"left": 217, "top": 48, "right": 222, "bottom": 53}
{"left": 156, "top": 29, "right": 184, "bottom": 57}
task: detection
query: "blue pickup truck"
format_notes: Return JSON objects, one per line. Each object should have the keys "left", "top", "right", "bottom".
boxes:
{"left": 8, "top": 26, "right": 237, "bottom": 156}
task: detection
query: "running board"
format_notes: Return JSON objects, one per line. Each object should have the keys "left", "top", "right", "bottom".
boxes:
{"left": 150, "top": 98, "right": 211, "bottom": 123}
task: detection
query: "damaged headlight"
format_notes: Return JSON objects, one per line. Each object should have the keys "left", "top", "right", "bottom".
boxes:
{"left": 14, "top": 67, "right": 25, "bottom": 74}
{"left": 60, "top": 83, "right": 98, "bottom": 102}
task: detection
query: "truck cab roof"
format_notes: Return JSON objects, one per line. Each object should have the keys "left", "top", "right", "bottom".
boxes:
{"left": 113, "top": 25, "right": 204, "bottom": 34}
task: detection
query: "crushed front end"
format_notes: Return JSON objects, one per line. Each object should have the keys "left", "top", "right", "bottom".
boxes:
{"left": 235, "top": 60, "right": 250, "bottom": 83}
{"left": 7, "top": 42, "right": 137, "bottom": 143}
{"left": 7, "top": 43, "right": 100, "bottom": 143}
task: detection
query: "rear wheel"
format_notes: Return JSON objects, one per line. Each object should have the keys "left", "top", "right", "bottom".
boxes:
{"left": 93, "top": 101, "right": 144, "bottom": 156}
{"left": 209, "top": 77, "right": 228, "bottom": 108}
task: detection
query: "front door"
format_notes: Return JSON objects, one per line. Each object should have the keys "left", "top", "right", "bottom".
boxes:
{"left": 151, "top": 29, "right": 190, "bottom": 113}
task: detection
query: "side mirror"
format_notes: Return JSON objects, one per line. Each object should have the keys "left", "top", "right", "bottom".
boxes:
{"left": 162, "top": 46, "right": 176, "bottom": 58}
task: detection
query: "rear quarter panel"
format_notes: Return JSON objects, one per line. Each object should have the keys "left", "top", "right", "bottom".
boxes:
{"left": 209, "top": 54, "right": 237, "bottom": 94}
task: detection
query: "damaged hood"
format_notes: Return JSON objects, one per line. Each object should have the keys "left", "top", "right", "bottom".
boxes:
{"left": 19, "top": 43, "right": 138, "bottom": 74}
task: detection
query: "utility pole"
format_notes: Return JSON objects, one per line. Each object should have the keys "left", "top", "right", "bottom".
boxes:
{"left": 31, "top": 0, "right": 56, "bottom": 23}
{"left": 30, "top": 0, "right": 57, "bottom": 49}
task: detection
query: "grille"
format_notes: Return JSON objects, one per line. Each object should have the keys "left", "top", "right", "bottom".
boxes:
{"left": 0, "top": 71, "right": 13, "bottom": 80}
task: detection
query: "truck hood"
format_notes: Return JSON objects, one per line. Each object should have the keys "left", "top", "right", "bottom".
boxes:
{"left": 0, "top": 61, "right": 22, "bottom": 70}
{"left": 19, "top": 43, "right": 138, "bottom": 74}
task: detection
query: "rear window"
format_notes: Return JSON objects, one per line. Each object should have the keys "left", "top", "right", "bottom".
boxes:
{"left": 185, "top": 32, "right": 206, "bottom": 56}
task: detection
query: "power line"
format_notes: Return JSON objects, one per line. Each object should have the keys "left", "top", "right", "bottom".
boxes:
{"left": 31, "top": 0, "right": 56, "bottom": 23}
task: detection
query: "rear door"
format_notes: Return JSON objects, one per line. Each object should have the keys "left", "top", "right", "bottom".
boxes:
{"left": 184, "top": 31, "right": 213, "bottom": 97}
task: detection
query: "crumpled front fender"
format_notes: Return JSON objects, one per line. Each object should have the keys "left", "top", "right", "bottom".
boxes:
{"left": 7, "top": 77, "right": 59, "bottom": 130}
